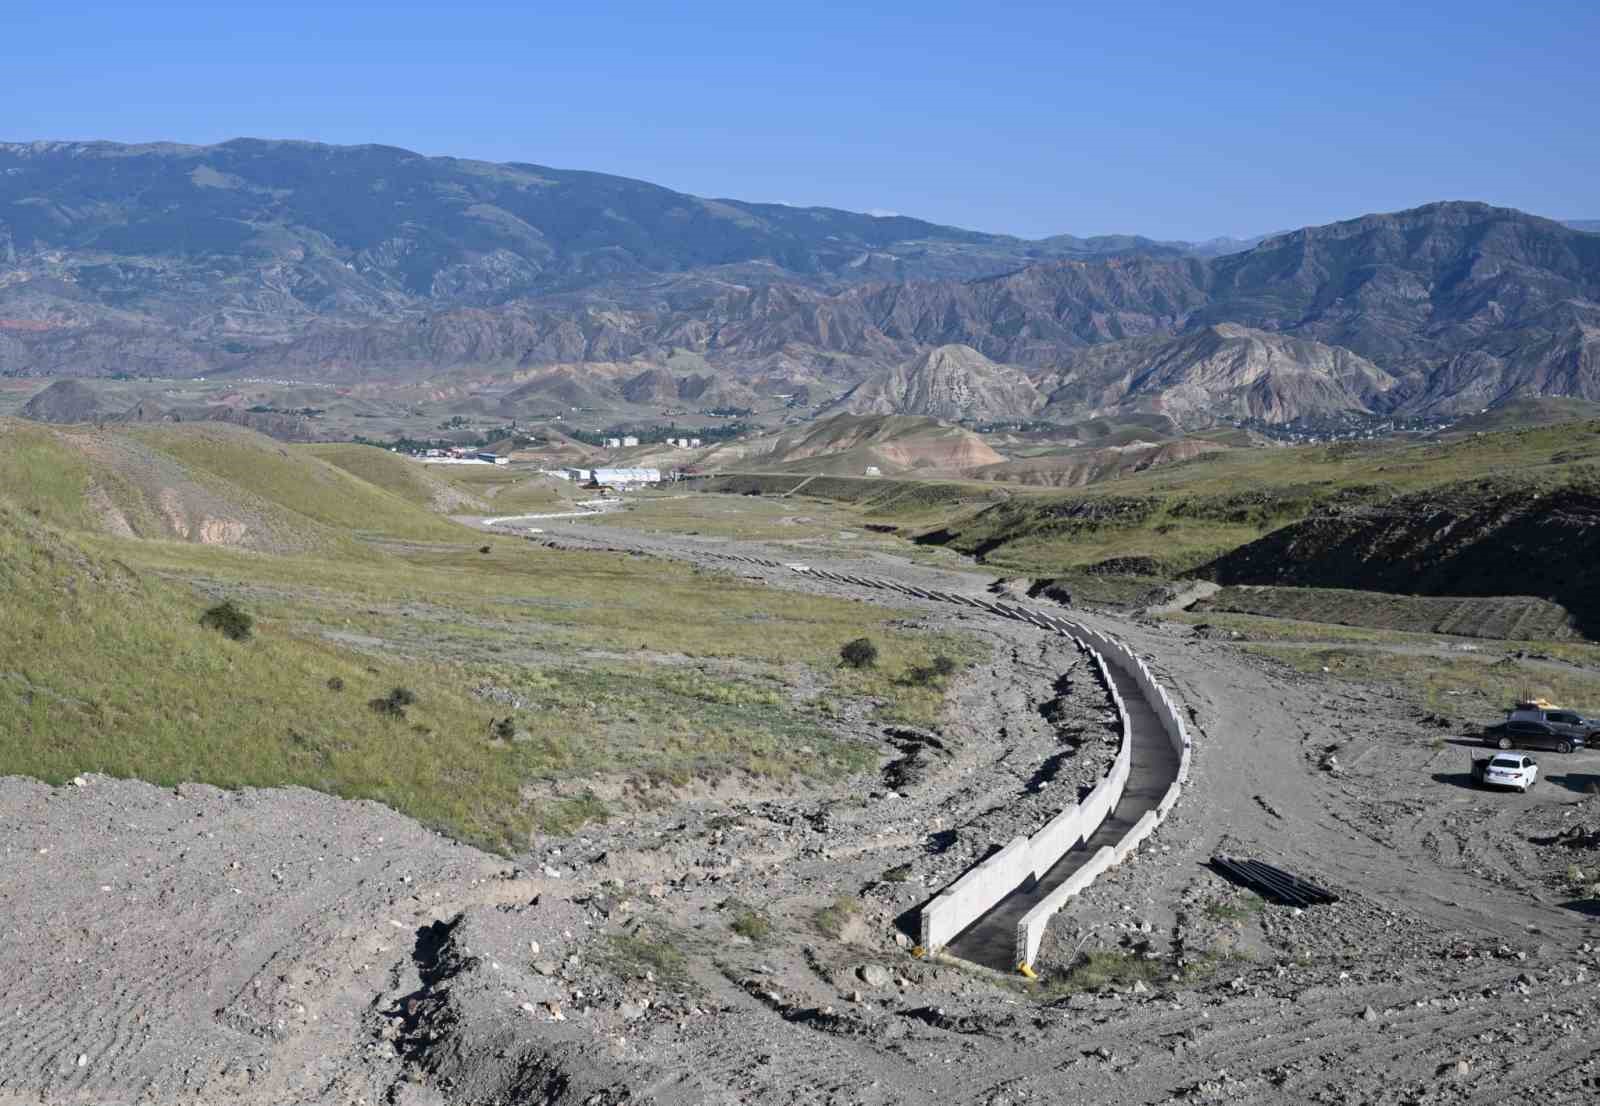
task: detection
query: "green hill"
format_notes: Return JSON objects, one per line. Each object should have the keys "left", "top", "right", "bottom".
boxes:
{"left": 0, "top": 419, "right": 469, "bottom": 552}
{"left": 0, "top": 498, "right": 528, "bottom": 848}
{"left": 0, "top": 419, "right": 968, "bottom": 850}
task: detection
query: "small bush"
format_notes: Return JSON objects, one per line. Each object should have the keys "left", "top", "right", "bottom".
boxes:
{"left": 491, "top": 716, "right": 516, "bottom": 741}
{"left": 199, "top": 600, "right": 253, "bottom": 641}
{"left": 326, "top": 676, "right": 345, "bottom": 692}
{"left": 369, "top": 686, "right": 418, "bottom": 718}
{"left": 840, "top": 638, "right": 878, "bottom": 669}
{"left": 905, "top": 653, "right": 960, "bottom": 686}
{"left": 881, "top": 863, "right": 913, "bottom": 883}
{"left": 728, "top": 904, "right": 773, "bottom": 941}
{"left": 1048, "top": 949, "right": 1165, "bottom": 994}
{"left": 479, "top": 545, "right": 492, "bottom": 554}
{"left": 603, "top": 931, "right": 689, "bottom": 988}
{"left": 813, "top": 896, "right": 860, "bottom": 939}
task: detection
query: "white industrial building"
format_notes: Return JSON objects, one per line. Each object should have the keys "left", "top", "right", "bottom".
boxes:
{"left": 591, "top": 467, "right": 661, "bottom": 488}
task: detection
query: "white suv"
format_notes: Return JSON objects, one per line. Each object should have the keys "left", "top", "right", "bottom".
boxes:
{"left": 1473, "top": 753, "right": 1538, "bottom": 792}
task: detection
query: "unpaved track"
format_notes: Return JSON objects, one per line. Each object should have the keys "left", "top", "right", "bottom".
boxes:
{"left": 0, "top": 778, "right": 534, "bottom": 1105}
{"left": 5, "top": 514, "right": 1600, "bottom": 1103}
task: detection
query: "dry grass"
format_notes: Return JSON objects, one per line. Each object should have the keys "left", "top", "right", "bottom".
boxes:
{"left": 1041, "top": 949, "right": 1165, "bottom": 994}
{"left": 1246, "top": 645, "right": 1600, "bottom": 716}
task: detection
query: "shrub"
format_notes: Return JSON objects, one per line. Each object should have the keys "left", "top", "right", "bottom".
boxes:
{"left": 840, "top": 638, "right": 878, "bottom": 669}
{"left": 603, "top": 931, "right": 689, "bottom": 987}
{"left": 326, "top": 676, "right": 345, "bottom": 692}
{"left": 491, "top": 716, "right": 516, "bottom": 741}
{"left": 905, "top": 654, "right": 960, "bottom": 686}
{"left": 813, "top": 896, "right": 860, "bottom": 939}
{"left": 369, "top": 686, "right": 418, "bottom": 718}
{"left": 479, "top": 545, "right": 492, "bottom": 554}
{"left": 199, "top": 600, "right": 253, "bottom": 641}
{"left": 728, "top": 904, "right": 773, "bottom": 941}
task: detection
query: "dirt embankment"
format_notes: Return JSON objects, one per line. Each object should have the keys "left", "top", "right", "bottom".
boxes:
{"left": 1198, "top": 480, "right": 1600, "bottom": 636}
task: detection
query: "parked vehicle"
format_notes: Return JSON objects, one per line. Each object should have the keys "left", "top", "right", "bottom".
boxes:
{"left": 1487, "top": 719, "right": 1582, "bottom": 754}
{"left": 1506, "top": 703, "right": 1599, "bottom": 742}
{"left": 1471, "top": 753, "right": 1538, "bottom": 792}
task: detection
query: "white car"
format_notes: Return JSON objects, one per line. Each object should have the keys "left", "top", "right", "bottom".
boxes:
{"left": 1473, "top": 753, "right": 1538, "bottom": 792}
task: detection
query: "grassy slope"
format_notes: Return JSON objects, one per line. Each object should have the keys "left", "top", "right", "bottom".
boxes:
{"left": 2, "top": 422, "right": 974, "bottom": 850}
{"left": 125, "top": 425, "right": 467, "bottom": 541}
{"left": 0, "top": 419, "right": 469, "bottom": 549}
{"left": 847, "top": 420, "right": 1600, "bottom": 576}
{"left": 302, "top": 442, "right": 463, "bottom": 508}
{"left": 0, "top": 501, "right": 534, "bottom": 848}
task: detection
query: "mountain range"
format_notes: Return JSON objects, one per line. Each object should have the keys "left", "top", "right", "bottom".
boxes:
{"left": 3, "top": 138, "right": 1599, "bottom": 425}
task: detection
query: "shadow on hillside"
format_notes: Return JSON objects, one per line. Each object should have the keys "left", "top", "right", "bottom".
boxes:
{"left": 1560, "top": 898, "right": 1600, "bottom": 919}
{"left": 1192, "top": 483, "right": 1600, "bottom": 639}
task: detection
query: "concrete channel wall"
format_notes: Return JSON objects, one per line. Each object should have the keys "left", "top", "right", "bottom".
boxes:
{"left": 1009, "top": 623, "right": 1194, "bottom": 969}
{"left": 919, "top": 836, "right": 1035, "bottom": 952}
{"left": 920, "top": 635, "right": 1136, "bottom": 955}
{"left": 512, "top": 526, "right": 1190, "bottom": 971}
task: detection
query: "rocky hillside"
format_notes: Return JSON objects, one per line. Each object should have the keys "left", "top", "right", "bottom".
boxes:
{"left": 2, "top": 138, "right": 1597, "bottom": 424}
{"left": 19, "top": 378, "right": 116, "bottom": 422}
{"left": 19, "top": 379, "right": 318, "bottom": 440}
{"left": 0, "top": 138, "right": 1192, "bottom": 369}
{"left": 1198, "top": 477, "right": 1600, "bottom": 636}
{"left": 703, "top": 413, "right": 1004, "bottom": 475}
{"left": 823, "top": 344, "right": 1043, "bottom": 422}
{"left": 1039, "top": 325, "right": 1398, "bottom": 425}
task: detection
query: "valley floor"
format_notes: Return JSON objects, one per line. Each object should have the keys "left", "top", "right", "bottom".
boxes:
{"left": 4, "top": 525, "right": 1600, "bottom": 1104}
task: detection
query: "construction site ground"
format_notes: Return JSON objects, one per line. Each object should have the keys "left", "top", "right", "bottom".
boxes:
{"left": 3, "top": 519, "right": 1600, "bottom": 1104}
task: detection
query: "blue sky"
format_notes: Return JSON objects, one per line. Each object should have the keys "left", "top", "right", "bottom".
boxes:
{"left": 5, "top": 1, "right": 1596, "bottom": 239}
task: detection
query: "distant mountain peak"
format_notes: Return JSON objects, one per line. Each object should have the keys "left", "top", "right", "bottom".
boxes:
{"left": 1, "top": 138, "right": 1597, "bottom": 422}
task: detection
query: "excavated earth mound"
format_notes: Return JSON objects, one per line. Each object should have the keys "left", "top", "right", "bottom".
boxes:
{"left": 1199, "top": 479, "right": 1600, "bottom": 637}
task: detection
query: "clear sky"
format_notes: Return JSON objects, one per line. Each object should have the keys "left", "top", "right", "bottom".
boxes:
{"left": 5, "top": 0, "right": 1596, "bottom": 240}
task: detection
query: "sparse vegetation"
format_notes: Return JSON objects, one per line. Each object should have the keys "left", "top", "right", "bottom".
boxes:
{"left": 538, "top": 791, "right": 609, "bottom": 835}
{"left": 1203, "top": 893, "right": 1266, "bottom": 923}
{"left": 1043, "top": 949, "right": 1165, "bottom": 994}
{"left": 813, "top": 896, "right": 860, "bottom": 939}
{"left": 602, "top": 929, "right": 690, "bottom": 988}
{"left": 727, "top": 903, "right": 774, "bottom": 941}
{"left": 1247, "top": 645, "right": 1600, "bottom": 716}
{"left": 1193, "top": 585, "right": 1578, "bottom": 642}
{"left": 904, "top": 653, "right": 960, "bottom": 686}
{"left": 0, "top": 429, "right": 986, "bottom": 855}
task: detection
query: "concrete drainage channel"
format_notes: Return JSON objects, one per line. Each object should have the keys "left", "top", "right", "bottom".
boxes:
{"left": 517, "top": 529, "right": 1192, "bottom": 975}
